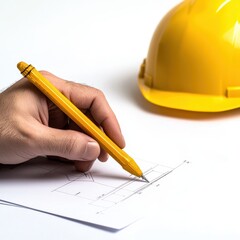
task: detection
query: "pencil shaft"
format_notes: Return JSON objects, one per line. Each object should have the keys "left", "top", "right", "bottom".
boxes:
{"left": 17, "top": 62, "right": 143, "bottom": 178}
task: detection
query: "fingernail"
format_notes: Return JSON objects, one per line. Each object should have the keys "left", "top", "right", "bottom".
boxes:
{"left": 82, "top": 141, "right": 100, "bottom": 160}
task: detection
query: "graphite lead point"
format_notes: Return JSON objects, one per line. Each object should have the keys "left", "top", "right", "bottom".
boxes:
{"left": 141, "top": 175, "right": 149, "bottom": 183}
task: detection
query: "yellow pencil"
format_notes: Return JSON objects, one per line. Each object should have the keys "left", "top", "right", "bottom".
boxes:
{"left": 17, "top": 62, "right": 148, "bottom": 182}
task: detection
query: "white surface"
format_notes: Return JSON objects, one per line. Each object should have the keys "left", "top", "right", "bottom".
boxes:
{"left": 0, "top": 156, "right": 182, "bottom": 229}
{"left": 1, "top": 0, "right": 240, "bottom": 239}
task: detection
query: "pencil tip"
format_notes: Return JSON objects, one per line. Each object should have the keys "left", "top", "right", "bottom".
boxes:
{"left": 141, "top": 175, "right": 149, "bottom": 183}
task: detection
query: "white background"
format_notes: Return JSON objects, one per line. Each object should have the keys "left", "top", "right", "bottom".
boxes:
{"left": 1, "top": 0, "right": 240, "bottom": 239}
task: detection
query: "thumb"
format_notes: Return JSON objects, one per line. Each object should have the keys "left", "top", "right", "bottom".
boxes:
{"left": 36, "top": 126, "right": 101, "bottom": 162}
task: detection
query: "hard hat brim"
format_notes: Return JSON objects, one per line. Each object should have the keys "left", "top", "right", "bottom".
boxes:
{"left": 138, "top": 78, "right": 240, "bottom": 112}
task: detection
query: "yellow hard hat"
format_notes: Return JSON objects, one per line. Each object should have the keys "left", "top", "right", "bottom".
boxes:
{"left": 138, "top": 0, "right": 240, "bottom": 112}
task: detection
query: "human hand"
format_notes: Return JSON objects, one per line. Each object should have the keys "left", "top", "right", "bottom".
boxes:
{"left": 0, "top": 71, "right": 125, "bottom": 172}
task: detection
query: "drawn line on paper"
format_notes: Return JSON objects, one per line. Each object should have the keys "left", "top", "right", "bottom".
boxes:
{"left": 0, "top": 158, "right": 189, "bottom": 215}
{"left": 51, "top": 160, "right": 189, "bottom": 214}
{"left": 98, "top": 160, "right": 188, "bottom": 204}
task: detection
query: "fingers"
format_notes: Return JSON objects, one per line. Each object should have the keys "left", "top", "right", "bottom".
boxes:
{"left": 35, "top": 124, "right": 101, "bottom": 163}
{"left": 0, "top": 73, "right": 119, "bottom": 171}
{"left": 36, "top": 71, "right": 126, "bottom": 172}
{"left": 74, "top": 160, "right": 95, "bottom": 172}
{"left": 40, "top": 71, "right": 126, "bottom": 149}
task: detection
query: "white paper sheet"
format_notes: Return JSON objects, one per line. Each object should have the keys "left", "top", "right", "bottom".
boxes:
{"left": 0, "top": 157, "right": 187, "bottom": 229}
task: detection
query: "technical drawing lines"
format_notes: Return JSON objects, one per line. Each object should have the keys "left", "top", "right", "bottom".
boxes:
{"left": 50, "top": 160, "right": 188, "bottom": 213}
{"left": 89, "top": 168, "right": 173, "bottom": 210}
{"left": 0, "top": 157, "right": 189, "bottom": 229}
{"left": 90, "top": 160, "right": 189, "bottom": 213}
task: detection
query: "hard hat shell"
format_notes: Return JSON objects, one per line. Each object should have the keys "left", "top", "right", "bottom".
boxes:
{"left": 138, "top": 0, "right": 240, "bottom": 112}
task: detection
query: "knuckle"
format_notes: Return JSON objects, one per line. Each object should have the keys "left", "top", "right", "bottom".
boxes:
{"left": 62, "top": 135, "right": 89, "bottom": 160}
{"left": 39, "top": 70, "right": 51, "bottom": 76}
{"left": 62, "top": 136, "right": 79, "bottom": 158}
{"left": 62, "top": 81, "right": 79, "bottom": 97}
{"left": 94, "top": 88, "right": 105, "bottom": 99}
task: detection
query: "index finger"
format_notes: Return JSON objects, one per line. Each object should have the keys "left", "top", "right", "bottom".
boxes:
{"left": 41, "top": 71, "right": 126, "bottom": 149}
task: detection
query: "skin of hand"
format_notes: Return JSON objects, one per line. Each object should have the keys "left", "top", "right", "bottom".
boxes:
{"left": 0, "top": 71, "right": 125, "bottom": 172}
